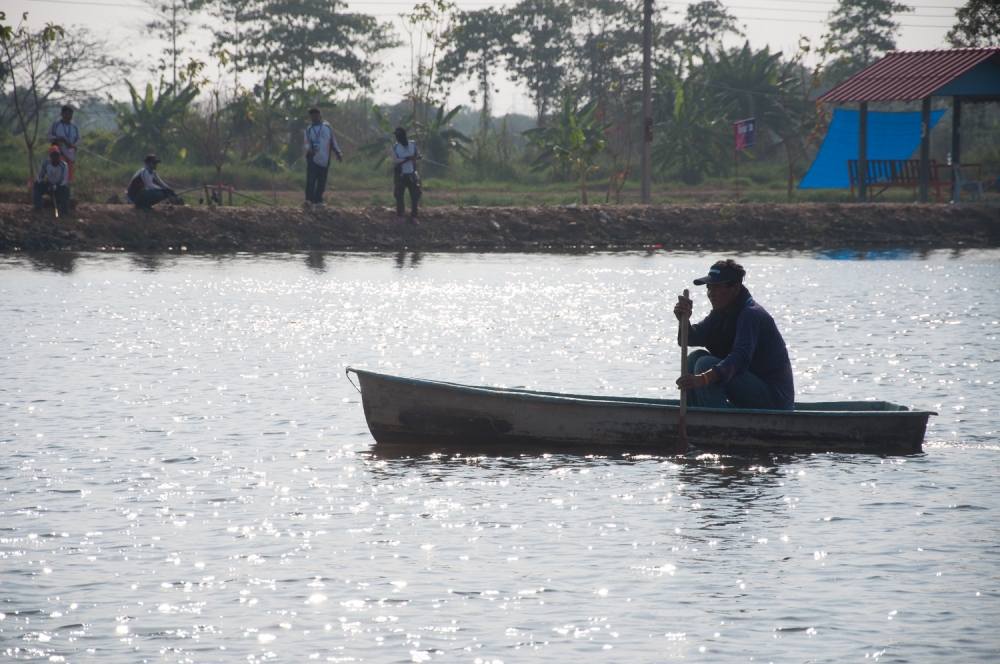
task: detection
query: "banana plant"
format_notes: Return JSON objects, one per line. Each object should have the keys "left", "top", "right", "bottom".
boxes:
{"left": 358, "top": 104, "right": 412, "bottom": 169}
{"left": 524, "top": 93, "right": 608, "bottom": 203}
{"left": 421, "top": 104, "right": 471, "bottom": 177}
{"left": 359, "top": 102, "right": 471, "bottom": 177}
{"left": 112, "top": 77, "right": 199, "bottom": 159}
{"left": 652, "top": 67, "right": 729, "bottom": 185}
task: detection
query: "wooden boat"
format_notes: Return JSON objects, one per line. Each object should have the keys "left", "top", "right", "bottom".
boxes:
{"left": 348, "top": 368, "right": 933, "bottom": 455}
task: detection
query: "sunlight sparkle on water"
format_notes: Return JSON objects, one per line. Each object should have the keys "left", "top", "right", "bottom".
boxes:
{"left": 1, "top": 251, "right": 997, "bottom": 661}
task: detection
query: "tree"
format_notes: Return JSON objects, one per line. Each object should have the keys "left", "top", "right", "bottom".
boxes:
{"left": 185, "top": 89, "right": 235, "bottom": 178}
{"left": 703, "top": 42, "right": 798, "bottom": 126}
{"left": 112, "top": 78, "right": 200, "bottom": 158}
{"left": 505, "top": 0, "right": 575, "bottom": 126}
{"left": 438, "top": 8, "right": 510, "bottom": 136}
{"left": 652, "top": 66, "right": 729, "bottom": 184}
{"left": 947, "top": 0, "right": 1000, "bottom": 47}
{"left": 565, "top": 1, "right": 678, "bottom": 202}
{"left": 703, "top": 42, "right": 811, "bottom": 197}
{"left": 821, "top": 0, "right": 912, "bottom": 83}
{"left": 144, "top": 0, "right": 205, "bottom": 91}
{"left": 219, "top": 90, "right": 257, "bottom": 161}
{"left": 361, "top": 103, "right": 471, "bottom": 178}
{"left": 571, "top": 0, "right": 643, "bottom": 110}
{"left": 1, "top": 13, "right": 125, "bottom": 179}
{"left": 681, "top": 0, "right": 744, "bottom": 55}
{"left": 420, "top": 104, "right": 473, "bottom": 176}
{"left": 1, "top": 15, "right": 63, "bottom": 178}
{"left": 204, "top": 0, "right": 253, "bottom": 92}
{"left": 401, "top": 0, "right": 456, "bottom": 127}
{"left": 240, "top": 0, "right": 397, "bottom": 94}
{"left": 524, "top": 94, "right": 608, "bottom": 203}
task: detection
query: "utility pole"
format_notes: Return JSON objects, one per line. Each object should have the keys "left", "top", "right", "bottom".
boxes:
{"left": 640, "top": 0, "right": 653, "bottom": 203}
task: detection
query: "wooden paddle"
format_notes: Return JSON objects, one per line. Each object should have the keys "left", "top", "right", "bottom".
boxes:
{"left": 678, "top": 288, "right": 690, "bottom": 449}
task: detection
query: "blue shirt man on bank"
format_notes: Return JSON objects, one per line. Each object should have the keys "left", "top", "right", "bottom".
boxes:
{"left": 303, "top": 107, "right": 342, "bottom": 206}
{"left": 47, "top": 105, "right": 80, "bottom": 181}
{"left": 674, "top": 259, "right": 795, "bottom": 410}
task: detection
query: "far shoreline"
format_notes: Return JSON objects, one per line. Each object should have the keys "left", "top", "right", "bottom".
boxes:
{"left": 1, "top": 202, "right": 998, "bottom": 253}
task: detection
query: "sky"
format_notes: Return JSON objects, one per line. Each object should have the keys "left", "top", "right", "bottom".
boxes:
{"left": 6, "top": 0, "right": 965, "bottom": 117}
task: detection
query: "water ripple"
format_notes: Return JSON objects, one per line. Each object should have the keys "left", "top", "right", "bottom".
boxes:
{"left": 0, "top": 251, "right": 997, "bottom": 661}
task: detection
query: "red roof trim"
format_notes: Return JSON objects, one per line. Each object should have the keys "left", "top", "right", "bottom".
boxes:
{"left": 818, "top": 48, "right": 1000, "bottom": 103}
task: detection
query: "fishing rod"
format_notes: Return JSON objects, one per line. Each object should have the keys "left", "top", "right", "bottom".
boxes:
{"left": 76, "top": 145, "right": 128, "bottom": 169}
{"left": 230, "top": 188, "right": 276, "bottom": 207}
{"left": 374, "top": 131, "right": 456, "bottom": 171}
{"left": 171, "top": 185, "right": 206, "bottom": 197}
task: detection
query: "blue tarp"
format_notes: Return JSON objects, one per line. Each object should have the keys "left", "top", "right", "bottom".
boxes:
{"left": 798, "top": 109, "right": 946, "bottom": 189}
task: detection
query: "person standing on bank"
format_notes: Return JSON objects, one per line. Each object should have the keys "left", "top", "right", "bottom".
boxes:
{"left": 303, "top": 107, "right": 342, "bottom": 206}
{"left": 674, "top": 259, "right": 795, "bottom": 410}
{"left": 34, "top": 145, "right": 71, "bottom": 215}
{"left": 391, "top": 126, "right": 421, "bottom": 221}
{"left": 127, "top": 154, "right": 177, "bottom": 209}
{"left": 48, "top": 105, "right": 80, "bottom": 182}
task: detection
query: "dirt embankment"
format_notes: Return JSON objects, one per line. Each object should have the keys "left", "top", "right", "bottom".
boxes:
{"left": 1, "top": 202, "right": 998, "bottom": 252}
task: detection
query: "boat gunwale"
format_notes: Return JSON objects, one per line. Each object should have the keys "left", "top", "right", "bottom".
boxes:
{"left": 347, "top": 368, "right": 937, "bottom": 418}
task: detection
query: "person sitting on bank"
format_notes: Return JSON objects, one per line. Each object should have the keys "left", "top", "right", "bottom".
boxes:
{"left": 391, "top": 126, "right": 421, "bottom": 221}
{"left": 127, "top": 154, "right": 177, "bottom": 209}
{"left": 47, "top": 105, "right": 80, "bottom": 182}
{"left": 674, "top": 259, "right": 794, "bottom": 410}
{"left": 303, "top": 107, "right": 343, "bottom": 206}
{"left": 34, "top": 145, "right": 71, "bottom": 215}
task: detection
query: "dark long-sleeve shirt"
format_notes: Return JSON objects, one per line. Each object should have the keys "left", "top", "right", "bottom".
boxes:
{"left": 687, "top": 294, "right": 795, "bottom": 409}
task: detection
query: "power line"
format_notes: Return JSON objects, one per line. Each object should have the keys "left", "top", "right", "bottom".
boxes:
{"left": 344, "top": 0, "right": 960, "bottom": 8}
{"left": 20, "top": 0, "right": 958, "bottom": 23}
{"left": 734, "top": 15, "right": 953, "bottom": 28}
{"left": 722, "top": 6, "right": 954, "bottom": 18}
{"left": 16, "top": 0, "right": 955, "bottom": 32}
{"left": 366, "top": 12, "right": 953, "bottom": 27}
{"left": 672, "top": 4, "right": 955, "bottom": 18}
{"left": 23, "top": 0, "right": 148, "bottom": 9}
{"left": 19, "top": 0, "right": 964, "bottom": 8}
{"left": 676, "top": 0, "right": 958, "bottom": 7}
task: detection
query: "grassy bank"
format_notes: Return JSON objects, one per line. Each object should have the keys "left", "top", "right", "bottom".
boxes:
{"left": 7, "top": 140, "right": 992, "bottom": 208}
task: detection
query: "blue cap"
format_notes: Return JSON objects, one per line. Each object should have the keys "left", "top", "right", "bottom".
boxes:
{"left": 693, "top": 263, "right": 743, "bottom": 285}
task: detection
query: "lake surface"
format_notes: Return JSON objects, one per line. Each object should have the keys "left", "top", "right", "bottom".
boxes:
{"left": 2, "top": 250, "right": 998, "bottom": 662}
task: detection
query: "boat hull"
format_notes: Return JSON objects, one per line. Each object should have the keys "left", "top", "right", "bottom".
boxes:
{"left": 351, "top": 369, "right": 931, "bottom": 455}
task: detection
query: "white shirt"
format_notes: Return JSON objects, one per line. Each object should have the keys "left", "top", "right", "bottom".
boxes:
{"left": 304, "top": 122, "right": 342, "bottom": 168}
{"left": 133, "top": 167, "right": 169, "bottom": 191}
{"left": 37, "top": 159, "right": 69, "bottom": 187}
{"left": 48, "top": 120, "right": 80, "bottom": 161}
{"left": 392, "top": 141, "right": 418, "bottom": 175}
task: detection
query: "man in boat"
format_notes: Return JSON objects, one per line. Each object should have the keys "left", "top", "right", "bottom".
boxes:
{"left": 674, "top": 259, "right": 794, "bottom": 410}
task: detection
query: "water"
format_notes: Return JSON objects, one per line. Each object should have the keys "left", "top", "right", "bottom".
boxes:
{"left": 1, "top": 250, "right": 998, "bottom": 662}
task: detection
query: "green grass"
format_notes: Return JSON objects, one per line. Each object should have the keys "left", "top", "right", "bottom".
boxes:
{"left": 1, "top": 142, "right": 992, "bottom": 208}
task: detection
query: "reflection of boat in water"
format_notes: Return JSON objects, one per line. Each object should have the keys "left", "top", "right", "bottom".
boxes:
{"left": 348, "top": 369, "right": 933, "bottom": 456}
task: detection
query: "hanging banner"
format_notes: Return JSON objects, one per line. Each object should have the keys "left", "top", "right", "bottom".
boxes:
{"left": 733, "top": 118, "right": 756, "bottom": 152}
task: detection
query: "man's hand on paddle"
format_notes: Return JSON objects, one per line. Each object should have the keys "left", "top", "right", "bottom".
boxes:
{"left": 673, "top": 292, "right": 692, "bottom": 321}
{"left": 676, "top": 371, "right": 711, "bottom": 391}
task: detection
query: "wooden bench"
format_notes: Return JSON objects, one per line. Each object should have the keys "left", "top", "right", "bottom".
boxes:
{"left": 848, "top": 159, "right": 945, "bottom": 201}
{"left": 848, "top": 160, "right": 986, "bottom": 202}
